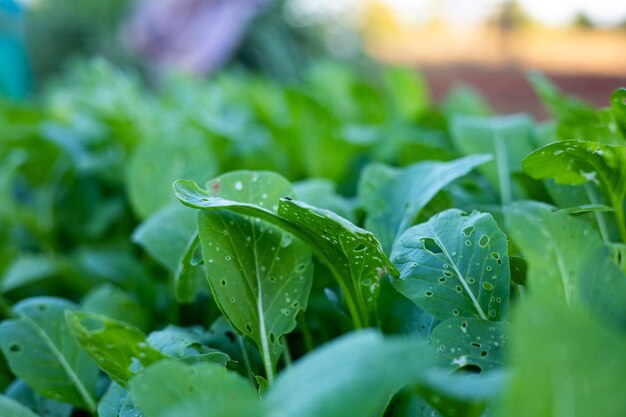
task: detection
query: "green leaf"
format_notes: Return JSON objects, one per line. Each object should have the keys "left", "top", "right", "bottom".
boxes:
{"left": 82, "top": 284, "right": 149, "bottom": 331}
{"left": 611, "top": 87, "right": 626, "bottom": 136}
{"left": 391, "top": 209, "right": 510, "bottom": 321}
{"left": 450, "top": 114, "right": 535, "bottom": 204}
{"left": 175, "top": 177, "right": 394, "bottom": 329}
{"left": 0, "top": 394, "right": 41, "bottom": 417}
{"left": 265, "top": 330, "right": 434, "bottom": 417}
{"left": 383, "top": 67, "right": 429, "bottom": 121}
{"left": 65, "top": 311, "right": 166, "bottom": 388}
{"left": 195, "top": 171, "right": 313, "bottom": 381}
{"left": 415, "top": 370, "right": 507, "bottom": 417}
{"left": 504, "top": 201, "right": 626, "bottom": 331}
{"left": 132, "top": 205, "right": 198, "bottom": 273}
{"left": 0, "top": 254, "right": 58, "bottom": 293}
{"left": 0, "top": 298, "right": 98, "bottom": 411}
{"left": 293, "top": 178, "right": 355, "bottom": 223}
{"left": 98, "top": 382, "right": 141, "bottom": 417}
{"left": 522, "top": 140, "right": 626, "bottom": 240}
{"left": 147, "top": 326, "right": 229, "bottom": 366}
{"left": 359, "top": 155, "right": 492, "bottom": 252}
{"left": 429, "top": 318, "right": 508, "bottom": 372}
{"left": 5, "top": 380, "right": 73, "bottom": 417}
{"left": 126, "top": 139, "right": 218, "bottom": 219}
{"left": 173, "top": 232, "right": 205, "bottom": 303}
{"left": 129, "top": 360, "right": 258, "bottom": 417}
{"left": 497, "top": 297, "right": 626, "bottom": 417}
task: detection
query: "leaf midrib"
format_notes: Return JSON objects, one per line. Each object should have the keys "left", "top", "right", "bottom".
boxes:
{"left": 22, "top": 314, "right": 96, "bottom": 411}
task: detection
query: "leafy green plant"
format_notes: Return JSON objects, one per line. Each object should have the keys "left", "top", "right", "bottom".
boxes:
{"left": 0, "top": 59, "right": 624, "bottom": 417}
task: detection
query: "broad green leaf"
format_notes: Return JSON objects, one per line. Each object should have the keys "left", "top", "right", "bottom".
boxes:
{"left": 82, "top": 284, "right": 149, "bottom": 331}
{"left": 359, "top": 155, "right": 492, "bottom": 252}
{"left": 5, "top": 380, "right": 73, "bottom": 417}
{"left": 126, "top": 139, "right": 218, "bottom": 219}
{"left": 65, "top": 311, "right": 166, "bottom": 388}
{"left": 450, "top": 114, "right": 535, "bottom": 204}
{"left": 430, "top": 318, "right": 508, "bottom": 372}
{"left": 264, "top": 330, "right": 434, "bottom": 417}
{"left": 415, "top": 370, "right": 507, "bottom": 417}
{"left": 391, "top": 209, "right": 510, "bottom": 321}
{"left": 293, "top": 178, "right": 355, "bottom": 223}
{"left": 0, "top": 298, "right": 98, "bottom": 411}
{"left": 98, "top": 383, "right": 142, "bottom": 417}
{"left": 497, "top": 297, "right": 626, "bottom": 417}
{"left": 132, "top": 205, "right": 198, "bottom": 273}
{"left": 0, "top": 394, "right": 40, "bottom": 417}
{"left": 175, "top": 177, "right": 394, "bottom": 329}
{"left": 522, "top": 140, "right": 626, "bottom": 240}
{"left": 173, "top": 232, "right": 205, "bottom": 303}
{"left": 147, "top": 325, "right": 229, "bottom": 366}
{"left": 441, "top": 86, "right": 491, "bottom": 117}
{"left": 195, "top": 171, "right": 313, "bottom": 380}
{"left": 0, "top": 254, "right": 58, "bottom": 293}
{"left": 504, "top": 201, "right": 626, "bottom": 331}
{"left": 129, "top": 360, "right": 258, "bottom": 417}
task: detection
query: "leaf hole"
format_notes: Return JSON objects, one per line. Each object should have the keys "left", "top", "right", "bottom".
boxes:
{"left": 455, "top": 285, "right": 462, "bottom": 292}
{"left": 471, "top": 342, "right": 481, "bottom": 348}
{"left": 296, "top": 263, "right": 307, "bottom": 273}
{"left": 468, "top": 277, "right": 475, "bottom": 284}
{"left": 462, "top": 226, "right": 475, "bottom": 237}
{"left": 444, "top": 270, "right": 453, "bottom": 278}
{"left": 37, "top": 304, "right": 48, "bottom": 312}
{"left": 245, "top": 323, "right": 253, "bottom": 334}
{"left": 425, "top": 291, "right": 433, "bottom": 297}
{"left": 480, "top": 351, "right": 488, "bottom": 357}
{"left": 452, "top": 309, "right": 459, "bottom": 316}
{"left": 482, "top": 282, "right": 493, "bottom": 291}
{"left": 490, "top": 252, "right": 499, "bottom": 259}
{"left": 353, "top": 243, "right": 367, "bottom": 252}
{"left": 8, "top": 342, "right": 22, "bottom": 353}
{"left": 438, "top": 277, "right": 447, "bottom": 283}
{"left": 269, "top": 333, "right": 276, "bottom": 343}
{"left": 455, "top": 364, "right": 482, "bottom": 374}
{"left": 421, "top": 238, "right": 443, "bottom": 254}
{"left": 479, "top": 235, "right": 490, "bottom": 247}
{"left": 220, "top": 280, "right": 227, "bottom": 286}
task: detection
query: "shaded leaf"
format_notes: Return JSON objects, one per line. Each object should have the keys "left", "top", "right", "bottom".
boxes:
{"left": 129, "top": 360, "right": 258, "bottom": 417}
{"left": 360, "top": 155, "right": 492, "bottom": 252}
{"left": 82, "top": 284, "right": 149, "bottom": 331}
{"left": 0, "top": 298, "right": 98, "bottom": 411}
{"left": 0, "top": 394, "right": 40, "bottom": 417}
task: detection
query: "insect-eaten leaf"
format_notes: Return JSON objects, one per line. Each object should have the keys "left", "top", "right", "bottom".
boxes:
{"left": 391, "top": 209, "right": 510, "bottom": 321}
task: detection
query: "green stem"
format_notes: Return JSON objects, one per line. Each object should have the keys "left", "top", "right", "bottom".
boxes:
{"left": 613, "top": 198, "right": 626, "bottom": 244}
{"left": 585, "top": 184, "right": 610, "bottom": 243}
{"left": 282, "top": 336, "right": 292, "bottom": 368}
{"left": 297, "top": 312, "right": 314, "bottom": 352}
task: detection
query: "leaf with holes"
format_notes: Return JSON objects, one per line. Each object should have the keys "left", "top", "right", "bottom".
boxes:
{"left": 429, "top": 318, "right": 508, "bottom": 372}
{"left": 450, "top": 114, "right": 536, "bottom": 204}
{"left": 359, "top": 155, "right": 492, "bottom": 252}
{"left": 98, "top": 382, "right": 141, "bottom": 417}
{"left": 191, "top": 171, "right": 313, "bottom": 381}
{"left": 504, "top": 201, "right": 626, "bottom": 331}
{"left": 0, "top": 298, "right": 99, "bottom": 411}
{"left": 522, "top": 140, "right": 626, "bottom": 241}
{"left": 147, "top": 325, "right": 229, "bottom": 366}
{"left": 129, "top": 360, "right": 258, "bottom": 417}
{"left": 175, "top": 177, "right": 395, "bottom": 330}
{"left": 65, "top": 311, "right": 166, "bottom": 388}
{"left": 391, "top": 209, "right": 510, "bottom": 321}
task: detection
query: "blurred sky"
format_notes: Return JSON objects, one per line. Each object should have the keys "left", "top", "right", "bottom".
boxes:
{"left": 290, "top": 0, "right": 626, "bottom": 27}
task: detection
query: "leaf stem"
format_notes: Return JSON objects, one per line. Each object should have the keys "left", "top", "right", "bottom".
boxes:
{"left": 237, "top": 336, "right": 256, "bottom": 387}
{"left": 297, "top": 312, "right": 314, "bottom": 352}
{"left": 281, "top": 336, "right": 292, "bottom": 367}
{"left": 584, "top": 184, "right": 610, "bottom": 243}
{"left": 612, "top": 197, "right": 626, "bottom": 244}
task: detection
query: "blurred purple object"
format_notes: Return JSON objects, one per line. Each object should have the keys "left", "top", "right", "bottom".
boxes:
{"left": 125, "top": 0, "right": 269, "bottom": 75}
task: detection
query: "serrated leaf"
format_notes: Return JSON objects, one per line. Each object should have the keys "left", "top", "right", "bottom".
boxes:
{"left": 430, "top": 318, "right": 508, "bottom": 372}
{"left": 265, "top": 330, "right": 434, "bottom": 417}
{"left": 0, "top": 394, "right": 41, "bottom": 417}
{"left": 194, "top": 171, "right": 313, "bottom": 379}
{"left": 0, "top": 298, "right": 98, "bottom": 411}
{"left": 129, "top": 360, "right": 258, "bottom": 417}
{"left": 65, "top": 311, "right": 166, "bottom": 388}
{"left": 450, "top": 114, "right": 535, "bottom": 204}
{"left": 175, "top": 176, "right": 394, "bottom": 329}
{"left": 504, "top": 201, "right": 626, "bottom": 331}
{"left": 391, "top": 209, "right": 510, "bottom": 321}
{"left": 359, "top": 155, "right": 492, "bottom": 252}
